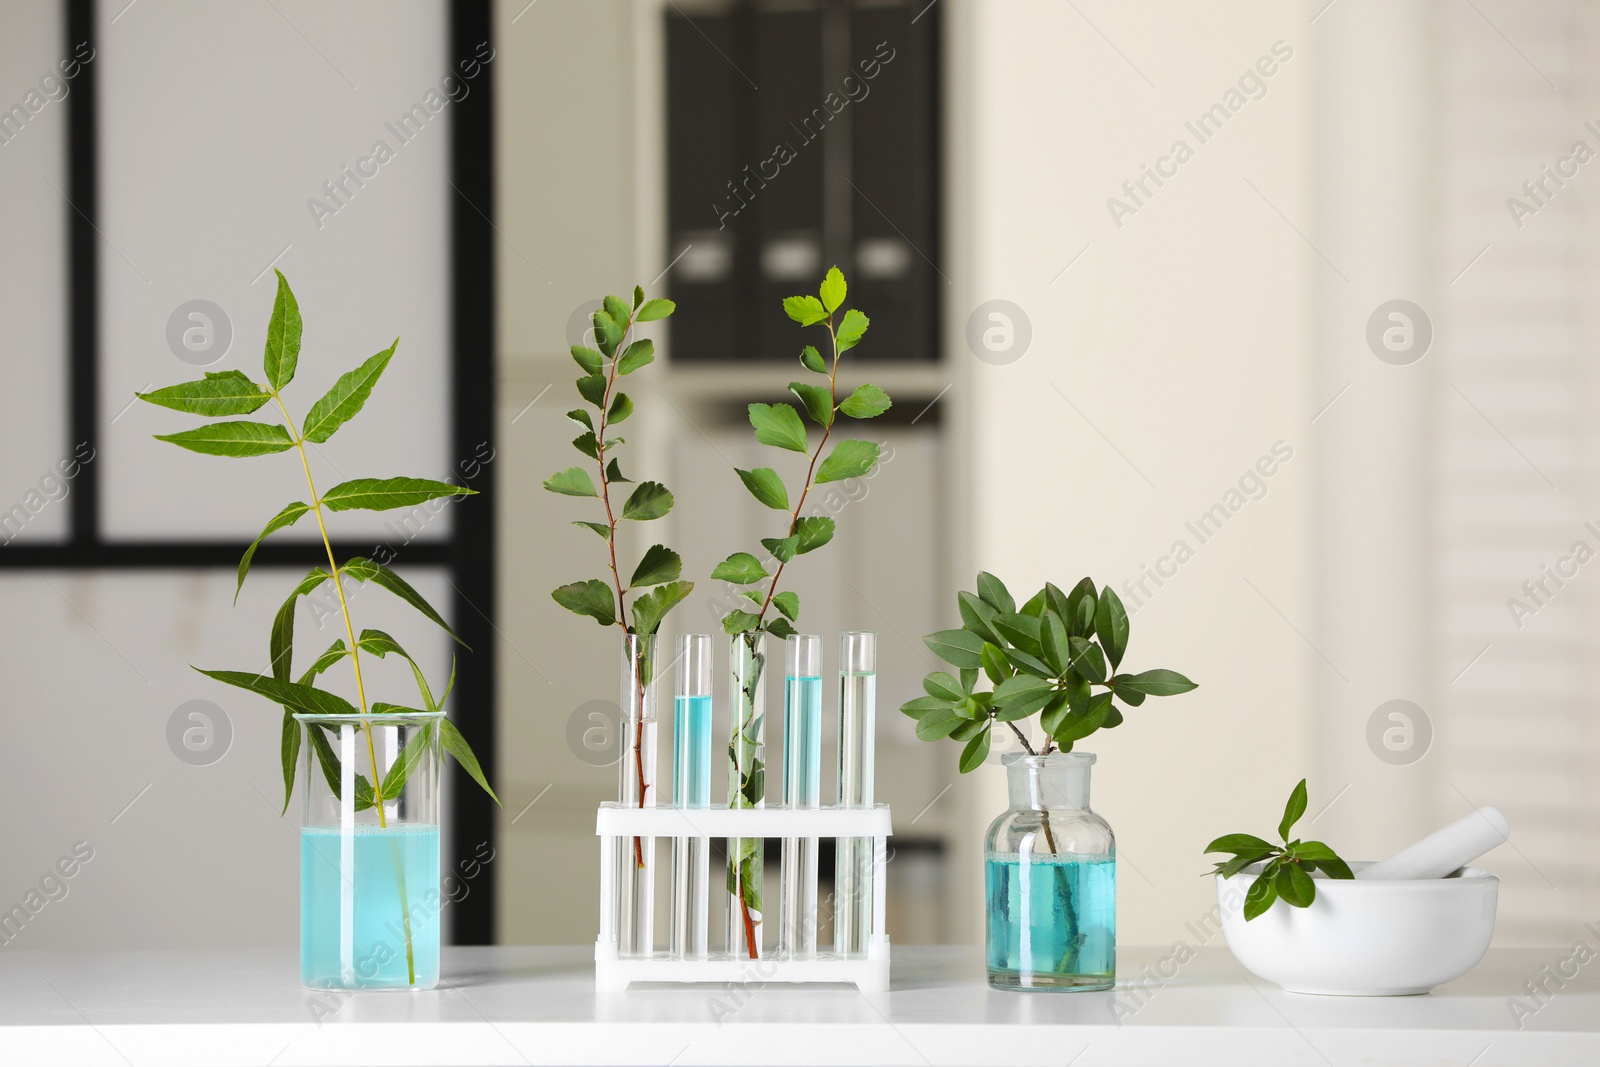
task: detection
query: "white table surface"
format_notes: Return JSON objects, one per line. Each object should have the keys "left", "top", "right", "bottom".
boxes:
{"left": 0, "top": 945, "right": 1593, "bottom": 1066}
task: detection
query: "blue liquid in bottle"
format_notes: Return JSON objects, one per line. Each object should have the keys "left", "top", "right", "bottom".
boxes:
{"left": 986, "top": 852, "right": 1115, "bottom": 990}
{"left": 673, "top": 694, "right": 712, "bottom": 808}
{"left": 301, "top": 824, "right": 441, "bottom": 989}
{"left": 782, "top": 676, "right": 823, "bottom": 805}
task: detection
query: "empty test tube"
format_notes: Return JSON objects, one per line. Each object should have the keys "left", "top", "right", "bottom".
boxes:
{"left": 834, "top": 631, "right": 876, "bottom": 958}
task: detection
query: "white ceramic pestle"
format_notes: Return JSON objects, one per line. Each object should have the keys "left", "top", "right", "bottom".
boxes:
{"left": 1355, "top": 806, "right": 1510, "bottom": 880}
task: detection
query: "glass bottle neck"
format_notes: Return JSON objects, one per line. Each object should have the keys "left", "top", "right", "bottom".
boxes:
{"left": 1004, "top": 753, "right": 1093, "bottom": 810}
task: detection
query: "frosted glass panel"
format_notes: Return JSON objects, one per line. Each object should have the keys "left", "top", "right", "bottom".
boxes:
{"left": 0, "top": 0, "right": 70, "bottom": 544}
{"left": 0, "top": 568, "right": 450, "bottom": 949}
{"left": 96, "top": 0, "right": 456, "bottom": 541}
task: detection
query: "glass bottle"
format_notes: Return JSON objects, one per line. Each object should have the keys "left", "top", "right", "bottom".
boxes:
{"left": 726, "top": 631, "right": 766, "bottom": 959}
{"left": 618, "top": 632, "right": 659, "bottom": 958}
{"left": 779, "top": 633, "right": 822, "bottom": 958}
{"left": 833, "top": 630, "right": 876, "bottom": 959}
{"left": 670, "top": 633, "right": 712, "bottom": 959}
{"left": 985, "top": 752, "right": 1115, "bottom": 991}
{"left": 297, "top": 710, "right": 442, "bottom": 990}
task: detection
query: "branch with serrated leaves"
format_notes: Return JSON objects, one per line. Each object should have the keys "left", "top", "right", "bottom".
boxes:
{"left": 545, "top": 286, "right": 693, "bottom": 638}
{"left": 711, "top": 266, "right": 891, "bottom": 640}
{"left": 544, "top": 286, "right": 694, "bottom": 868}
{"left": 901, "top": 572, "right": 1198, "bottom": 774}
{"left": 1204, "top": 778, "right": 1355, "bottom": 920}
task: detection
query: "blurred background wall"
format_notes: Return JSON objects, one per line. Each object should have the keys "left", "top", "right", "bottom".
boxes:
{"left": 0, "top": 0, "right": 1595, "bottom": 955}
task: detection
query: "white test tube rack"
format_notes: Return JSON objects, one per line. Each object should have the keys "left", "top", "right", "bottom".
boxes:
{"left": 594, "top": 804, "right": 892, "bottom": 993}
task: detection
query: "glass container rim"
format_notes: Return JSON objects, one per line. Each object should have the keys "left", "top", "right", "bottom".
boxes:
{"left": 1001, "top": 751, "right": 1096, "bottom": 768}
{"left": 291, "top": 710, "right": 447, "bottom": 725}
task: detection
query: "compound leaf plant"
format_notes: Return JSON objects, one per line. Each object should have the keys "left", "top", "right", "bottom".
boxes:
{"left": 711, "top": 266, "right": 891, "bottom": 957}
{"left": 137, "top": 271, "right": 500, "bottom": 985}
{"left": 544, "top": 287, "right": 691, "bottom": 868}
{"left": 1204, "top": 778, "right": 1355, "bottom": 920}
{"left": 902, "top": 573, "right": 1198, "bottom": 772}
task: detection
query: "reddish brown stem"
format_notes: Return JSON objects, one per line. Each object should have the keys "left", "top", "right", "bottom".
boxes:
{"left": 738, "top": 884, "right": 758, "bottom": 959}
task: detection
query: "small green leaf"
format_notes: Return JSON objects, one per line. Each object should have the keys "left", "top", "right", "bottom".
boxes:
{"left": 1005, "top": 646, "right": 1053, "bottom": 678}
{"left": 924, "top": 628, "right": 986, "bottom": 669}
{"left": 995, "top": 674, "right": 1057, "bottom": 719}
{"left": 1067, "top": 636, "right": 1107, "bottom": 684}
{"left": 835, "top": 308, "right": 869, "bottom": 351}
{"left": 981, "top": 642, "right": 1012, "bottom": 685}
{"left": 976, "top": 573, "right": 1016, "bottom": 615}
{"left": 722, "top": 609, "right": 762, "bottom": 634}
{"left": 800, "top": 345, "right": 826, "bottom": 374}
{"left": 1019, "top": 589, "right": 1049, "bottom": 618}
{"left": 819, "top": 266, "right": 847, "bottom": 313}
{"left": 761, "top": 535, "right": 799, "bottom": 563}
{"left": 1242, "top": 873, "right": 1279, "bottom": 921}
{"left": 197, "top": 668, "right": 357, "bottom": 717}
{"left": 572, "top": 520, "right": 610, "bottom": 538}
{"left": 609, "top": 392, "right": 634, "bottom": 423}
{"left": 301, "top": 341, "right": 397, "bottom": 443}
{"left": 1110, "top": 679, "right": 1148, "bottom": 706}
{"left": 268, "top": 567, "right": 331, "bottom": 681}
{"left": 1095, "top": 586, "right": 1130, "bottom": 668}
{"left": 440, "top": 718, "right": 500, "bottom": 805}
{"left": 1304, "top": 854, "right": 1355, "bottom": 880}
{"left": 766, "top": 616, "right": 797, "bottom": 639}
{"left": 571, "top": 345, "right": 603, "bottom": 375}
{"left": 572, "top": 432, "right": 600, "bottom": 460}
{"left": 577, "top": 374, "right": 607, "bottom": 407}
{"left": 1205, "top": 833, "right": 1277, "bottom": 855}
{"left": 606, "top": 458, "right": 630, "bottom": 483}
{"left": 736, "top": 467, "right": 789, "bottom": 510}
{"left": 378, "top": 721, "right": 434, "bottom": 801}
{"left": 1113, "top": 668, "right": 1198, "bottom": 697}
{"left": 137, "top": 371, "right": 272, "bottom": 417}
{"left": 629, "top": 544, "right": 682, "bottom": 588}
{"left": 783, "top": 294, "right": 828, "bottom": 326}
{"left": 632, "top": 579, "right": 693, "bottom": 635}
{"left": 839, "top": 384, "right": 891, "bottom": 419}
{"left": 923, "top": 672, "right": 965, "bottom": 702}
{"left": 603, "top": 295, "right": 630, "bottom": 329}
{"left": 617, "top": 339, "right": 655, "bottom": 375}
{"left": 321, "top": 476, "right": 477, "bottom": 512}
{"left": 794, "top": 516, "right": 834, "bottom": 554}
{"left": 551, "top": 579, "right": 616, "bottom": 625}
{"left": 772, "top": 591, "right": 799, "bottom": 621}
{"left": 899, "top": 695, "right": 953, "bottom": 719}
{"left": 279, "top": 710, "right": 301, "bottom": 814}
{"left": 621, "top": 481, "right": 673, "bottom": 520}
{"left": 1041, "top": 611, "right": 1071, "bottom": 675}
{"left": 789, "top": 381, "right": 834, "bottom": 427}
{"left": 236, "top": 501, "right": 310, "bottom": 601}
{"left": 815, "top": 439, "right": 879, "bottom": 483}
{"left": 915, "top": 707, "right": 964, "bottom": 741}
{"left": 958, "top": 725, "right": 992, "bottom": 773}
{"left": 1276, "top": 862, "right": 1316, "bottom": 908}
{"left": 592, "top": 308, "right": 623, "bottom": 355}
{"left": 748, "top": 402, "right": 809, "bottom": 453}
{"left": 994, "top": 613, "right": 1043, "bottom": 656}
{"left": 712, "top": 552, "right": 768, "bottom": 585}
{"left": 544, "top": 466, "right": 598, "bottom": 497}
{"left": 154, "top": 420, "right": 294, "bottom": 457}
{"left": 567, "top": 408, "right": 593, "bottom": 431}
{"left": 1214, "top": 851, "right": 1275, "bottom": 880}
{"left": 637, "top": 298, "right": 676, "bottom": 322}
{"left": 1278, "top": 778, "right": 1309, "bottom": 842}
{"left": 958, "top": 592, "right": 1005, "bottom": 646}
{"left": 264, "top": 270, "right": 302, "bottom": 390}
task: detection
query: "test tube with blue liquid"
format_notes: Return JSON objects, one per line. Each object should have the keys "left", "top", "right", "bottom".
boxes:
{"left": 779, "top": 633, "right": 823, "bottom": 958}
{"left": 834, "top": 631, "right": 876, "bottom": 959}
{"left": 671, "top": 634, "right": 712, "bottom": 959}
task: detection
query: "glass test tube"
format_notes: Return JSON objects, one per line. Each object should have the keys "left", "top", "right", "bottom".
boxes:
{"left": 834, "top": 631, "right": 877, "bottom": 958}
{"left": 726, "top": 632, "right": 767, "bottom": 958}
{"left": 618, "top": 632, "right": 659, "bottom": 958}
{"left": 670, "top": 634, "right": 712, "bottom": 959}
{"left": 779, "top": 633, "right": 823, "bottom": 958}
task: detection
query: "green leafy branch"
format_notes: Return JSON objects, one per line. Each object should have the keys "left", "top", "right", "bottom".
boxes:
{"left": 901, "top": 572, "right": 1198, "bottom": 774}
{"left": 1204, "top": 778, "right": 1354, "bottom": 920}
{"left": 711, "top": 266, "right": 891, "bottom": 959}
{"left": 545, "top": 286, "right": 692, "bottom": 637}
{"left": 710, "top": 266, "right": 890, "bottom": 639}
{"left": 137, "top": 271, "right": 500, "bottom": 987}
